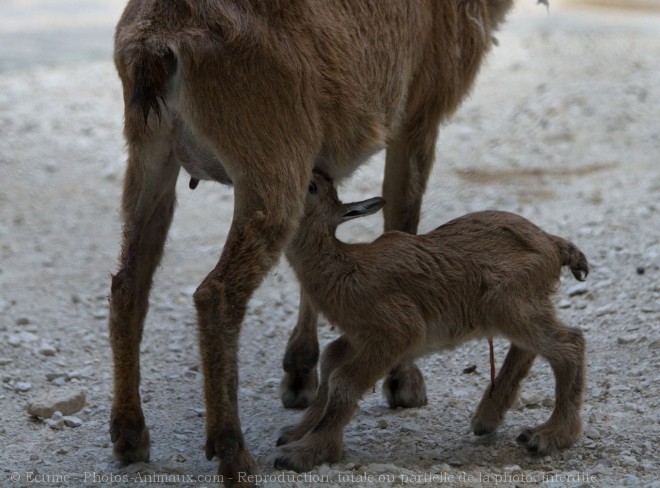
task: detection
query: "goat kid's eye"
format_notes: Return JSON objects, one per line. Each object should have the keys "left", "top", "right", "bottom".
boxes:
{"left": 308, "top": 181, "right": 318, "bottom": 195}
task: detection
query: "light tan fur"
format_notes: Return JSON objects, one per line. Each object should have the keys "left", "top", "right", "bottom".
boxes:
{"left": 277, "top": 171, "right": 587, "bottom": 472}
{"left": 109, "top": 1, "right": 517, "bottom": 484}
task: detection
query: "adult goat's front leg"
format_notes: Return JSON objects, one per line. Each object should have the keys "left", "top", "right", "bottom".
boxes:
{"left": 109, "top": 137, "right": 180, "bottom": 463}
{"left": 280, "top": 291, "right": 319, "bottom": 408}
{"left": 380, "top": 125, "right": 438, "bottom": 409}
{"left": 194, "top": 170, "right": 309, "bottom": 485}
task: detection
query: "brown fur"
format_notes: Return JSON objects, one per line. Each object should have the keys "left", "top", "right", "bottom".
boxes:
{"left": 277, "top": 172, "right": 587, "bottom": 472}
{"left": 109, "top": 1, "right": 516, "bottom": 484}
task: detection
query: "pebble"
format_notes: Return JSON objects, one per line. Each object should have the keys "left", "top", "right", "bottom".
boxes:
{"left": 46, "top": 372, "right": 67, "bottom": 382}
{"left": 92, "top": 310, "right": 107, "bottom": 320}
{"left": 8, "top": 332, "right": 39, "bottom": 346}
{"left": 45, "top": 411, "right": 65, "bottom": 430}
{"left": 649, "top": 340, "right": 660, "bottom": 350}
{"left": 617, "top": 334, "right": 639, "bottom": 345}
{"left": 622, "top": 474, "right": 639, "bottom": 486}
{"left": 39, "top": 342, "right": 57, "bottom": 356}
{"left": 521, "top": 393, "right": 544, "bottom": 406}
{"left": 14, "top": 381, "right": 32, "bottom": 392}
{"left": 400, "top": 422, "right": 421, "bottom": 433}
{"left": 462, "top": 364, "right": 477, "bottom": 374}
{"left": 175, "top": 453, "right": 187, "bottom": 462}
{"left": 567, "top": 283, "right": 589, "bottom": 297}
{"left": 558, "top": 299, "right": 572, "bottom": 309}
{"left": 16, "top": 317, "right": 30, "bottom": 325}
{"left": 620, "top": 455, "right": 638, "bottom": 466}
{"left": 27, "top": 387, "right": 86, "bottom": 418}
{"left": 595, "top": 304, "right": 616, "bottom": 316}
{"left": 63, "top": 415, "right": 82, "bottom": 427}
{"left": 585, "top": 428, "right": 601, "bottom": 440}
{"left": 377, "top": 419, "right": 388, "bottom": 429}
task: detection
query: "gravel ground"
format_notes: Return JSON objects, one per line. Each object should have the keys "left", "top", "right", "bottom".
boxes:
{"left": 1, "top": 2, "right": 659, "bottom": 487}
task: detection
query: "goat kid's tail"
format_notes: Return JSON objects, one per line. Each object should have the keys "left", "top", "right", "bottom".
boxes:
{"left": 553, "top": 236, "right": 589, "bottom": 281}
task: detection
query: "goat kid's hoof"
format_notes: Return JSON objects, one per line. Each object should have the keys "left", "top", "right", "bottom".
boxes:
{"left": 471, "top": 400, "right": 504, "bottom": 436}
{"left": 471, "top": 415, "right": 499, "bottom": 437}
{"left": 274, "top": 439, "right": 341, "bottom": 473}
{"left": 516, "top": 426, "right": 578, "bottom": 455}
{"left": 279, "top": 368, "right": 319, "bottom": 409}
{"left": 110, "top": 411, "right": 151, "bottom": 463}
{"left": 382, "top": 364, "right": 428, "bottom": 409}
{"left": 276, "top": 423, "right": 310, "bottom": 446}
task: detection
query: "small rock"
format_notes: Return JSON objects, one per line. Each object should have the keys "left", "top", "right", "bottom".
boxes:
{"left": 521, "top": 393, "right": 544, "bottom": 407}
{"left": 567, "top": 283, "right": 589, "bottom": 297}
{"left": 14, "top": 381, "right": 32, "bottom": 392}
{"left": 92, "top": 310, "right": 107, "bottom": 320}
{"left": 635, "top": 266, "right": 645, "bottom": 275}
{"left": 190, "top": 408, "right": 205, "bottom": 417}
{"left": 617, "top": 334, "right": 639, "bottom": 345}
{"left": 175, "top": 453, "right": 187, "bottom": 463}
{"left": 462, "top": 365, "right": 477, "bottom": 374}
{"left": 39, "top": 342, "right": 57, "bottom": 357}
{"left": 27, "top": 387, "right": 86, "bottom": 418}
{"left": 503, "top": 465, "right": 521, "bottom": 472}
{"left": 71, "top": 294, "right": 82, "bottom": 304}
{"left": 595, "top": 304, "right": 615, "bottom": 316}
{"left": 400, "top": 422, "right": 421, "bottom": 433}
{"left": 622, "top": 474, "right": 639, "bottom": 486}
{"left": 620, "top": 455, "right": 638, "bottom": 466}
{"left": 16, "top": 317, "right": 30, "bottom": 325}
{"left": 45, "top": 411, "right": 65, "bottom": 430}
{"left": 558, "top": 299, "right": 572, "bottom": 309}
{"left": 46, "top": 372, "right": 67, "bottom": 382}
{"left": 0, "top": 358, "right": 12, "bottom": 366}
{"left": 377, "top": 419, "right": 388, "bottom": 429}
{"left": 56, "top": 447, "right": 68, "bottom": 455}
{"left": 63, "top": 416, "right": 82, "bottom": 428}
{"left": 586, "top": 428, "right": 601, "bottom": 440}
{"left": 649, "top": 340, "right": 660, "bottom": 350}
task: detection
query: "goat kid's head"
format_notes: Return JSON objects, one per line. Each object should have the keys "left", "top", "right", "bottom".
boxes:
{"left": 304, "top": 170, "right": 385, "bottom": 230}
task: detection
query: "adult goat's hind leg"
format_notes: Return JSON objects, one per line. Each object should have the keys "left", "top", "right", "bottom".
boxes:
{"left": 194, "top": 162, "right": 310, "bottom": 484}
{"left": 280, "top": 292, "right": 320, "bottom": 408}
{"left": 380, "top": 121, "right": 439, "bottom": 409}
{"left": 109, "top": 121, "right": 180, "bottom": 463}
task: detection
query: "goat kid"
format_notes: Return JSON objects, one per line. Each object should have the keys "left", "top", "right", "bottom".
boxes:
{"left": 277, "top": 171, "right": 587, "bottom": 472}
{"left": 109, "top": 1, "right": 522, "bottom": 484}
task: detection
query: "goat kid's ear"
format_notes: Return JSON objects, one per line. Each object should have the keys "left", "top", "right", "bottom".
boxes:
{"left": 341, "top": 197, "right": 386, "bottom": 221}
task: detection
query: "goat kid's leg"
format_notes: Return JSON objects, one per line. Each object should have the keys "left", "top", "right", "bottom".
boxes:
{"left": 379, "top": 130, "right": 437, "bottom": 409}
{"left": 275, "top": 340, "right": 402, "bottom": 472}
{"left": 471, "top": 344, "right": 536, "bottom": 436}
{"left": 194, "top": 170, "right": 308, "bottom": 485}
{"left": 109, "top": 134, "right": 180, "bottom": 463}
{"left": 277, "top": 336, "right": 353, "bottom": 446}
{"left": 279, "top": 292, "right": 319, "bottom": 408}
{"left": 515, "top": 321, "right": 586, "bottom": 454}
